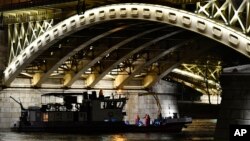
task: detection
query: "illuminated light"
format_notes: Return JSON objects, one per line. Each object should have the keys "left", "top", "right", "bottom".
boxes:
{"left": 90, "top": 46, "right": 93, "bottom": 50}
{"left": 43, "top": 113, "right": 48, "bottom": 122}
{"left": 117, "top": 89, "right": 123, "bottom": 94}
{"left": 200, "top": 95, "right": 221, "bottom": 104}
{"left": 105, "top": 74, "right": 115, "bottom": 79}
{"left": 111, "top": 135, "right": 126, "bottom": 141}
{"left": 20, "top": 72, "right": 33, "bottom": 77}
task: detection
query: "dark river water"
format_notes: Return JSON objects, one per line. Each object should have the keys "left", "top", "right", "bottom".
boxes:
{"left": 0, "top": 119, "right": 216, "bottom": 141}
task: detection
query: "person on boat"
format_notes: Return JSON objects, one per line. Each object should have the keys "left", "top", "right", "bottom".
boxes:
{"left": 99, "top": 89, "right": 104, "bottom": 100}
{"left": 144, "top": 114, "right": 150, "bottom": 126}
{"left": 135, "top": 114, "right": 140, "bottom": 125}
{"left": 154, "top": 113, "right": 163, "bottom": 126}
{"left": 157, "top": 113, "right": 163, "bottom": 121}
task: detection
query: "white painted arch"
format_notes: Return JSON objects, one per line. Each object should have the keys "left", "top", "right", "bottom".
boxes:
{"left": 4, "top": 3, "right": 250, "bottom": 86}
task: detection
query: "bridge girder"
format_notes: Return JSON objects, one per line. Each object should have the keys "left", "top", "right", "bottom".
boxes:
{"left": 114, "top": 39, "right": 194, "bottom": 89}
{"left": 87, "top": 29, "right": 184, "bottom": 88}
{"left": 63, "top": 25, "right": 169, "bottom": 88}
{"left": 32, "top": 25, "right": 130, "bottom": 87}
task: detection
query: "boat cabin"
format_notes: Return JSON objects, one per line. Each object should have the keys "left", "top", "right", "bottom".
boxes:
{"left": 19, "top": 91, "right": 127, "bottom": 125}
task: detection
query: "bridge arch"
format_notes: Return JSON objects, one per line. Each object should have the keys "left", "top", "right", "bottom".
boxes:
{"left": 4, "top": 3, "right": 250, "bottom": 86}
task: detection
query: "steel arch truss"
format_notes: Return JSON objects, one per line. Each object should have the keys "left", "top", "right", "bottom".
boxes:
{"left": 4, "top": 3, "right": 250, "bottom": 86}
{"left": 8, "top": 19, "right": 53, "bottom": 64}
{"left": 196, "top": 0, "right": 250, "bottom": 34}
{"left": 170, "top": 68, "right": 221, "bottom": 95}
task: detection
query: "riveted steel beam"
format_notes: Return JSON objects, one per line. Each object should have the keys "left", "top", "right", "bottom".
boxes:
{"left": 32, "top": 25, "right": 128, "bottom": 87}
{"left": 115, "top": 39, "right": 192, "bottom": 89}
{"left": 171, "top": 68, "right": 220, "bottom": 90}
{"left": 87, "top": 30, "right": 184, "bottom": 88}
{"left": 143, "top": 39, "right": 211, "bottom": 88}
{"left": 62, "top": 26, "right": 168, "bottom": 87}
{"left": 170, "top": 76, "right": 218, "bottom": 95}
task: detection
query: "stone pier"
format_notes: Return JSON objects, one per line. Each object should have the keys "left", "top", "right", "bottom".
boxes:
{"left": 0, "top": 29, "right": 7, "bottom": 87}
{"left": 215, "top": 65, "right": 250, "bottom": 141}
{"left": 125, "top": 80, "right": 179, "bottom": 124}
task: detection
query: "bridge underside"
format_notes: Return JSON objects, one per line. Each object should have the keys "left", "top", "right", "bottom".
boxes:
{"left": 1, "top": 1, "right": 250, "bottom": 141}
{"left": 4, "top": 19, "right": 249, "bottom": 92}
{"left": 1, "top": 1, "right": 250, "bottom": 96}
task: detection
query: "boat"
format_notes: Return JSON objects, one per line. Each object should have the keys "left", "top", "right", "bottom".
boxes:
{"left": 10, "top": 91, "right": 192, "bottom": 133}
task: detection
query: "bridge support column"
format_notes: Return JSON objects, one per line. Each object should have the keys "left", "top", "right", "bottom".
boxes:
{"left": 215, "top": 66, "right": 250, "bottom": 141}
{"left": 32, "top": 73, "right": 44, "bottom": 87}
{"left": 63, "top": 71, "right": 74, "bottom": 87}
{"left": 86, "top": 72, "right": 99, "bottom": 88}
{"left": 0, "top": 29, "right": 7, "bottom": 88}
{"left": 143, "top": 73, "right": 158, "bottom": 88}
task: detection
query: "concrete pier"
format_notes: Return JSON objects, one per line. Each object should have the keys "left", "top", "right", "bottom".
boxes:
{"left": 126, "top": 80, "right": 179, "bottom": 124}
{"left": 0, "top": 29, "right": 7, "bottom": 87}
{"left": 215, "top": 65, "right": 250, "bottom": 141}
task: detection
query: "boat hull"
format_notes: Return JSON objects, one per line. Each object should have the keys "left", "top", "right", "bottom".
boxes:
{"left": 11, "top": 121, "right": 189, "bottom": 133}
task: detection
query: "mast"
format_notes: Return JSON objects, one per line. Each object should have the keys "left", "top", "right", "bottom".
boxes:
{"left": 10, "top": 96, "right": 26, "bottom": 111}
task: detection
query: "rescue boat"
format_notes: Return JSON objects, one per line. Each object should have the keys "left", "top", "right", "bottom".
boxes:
{"left": 10, "top": 91, "right": 192, "bottom": 133}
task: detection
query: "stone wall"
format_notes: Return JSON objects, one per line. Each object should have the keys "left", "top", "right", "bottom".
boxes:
{"left": 125, "top": 80, "right": 179, "bottom": 124}
{"left": 125, "top": 94, "right": 178, "bottom": 124}
{"left": 0, "top": 88, "right": 89, "bottom": 129}
{"left": 0, "top": 88, "right": 40, "bottom": 129}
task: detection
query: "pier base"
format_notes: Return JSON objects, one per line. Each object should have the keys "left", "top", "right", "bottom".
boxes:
{"left": 215, "top": 65, "right": 250, "bottom": 141}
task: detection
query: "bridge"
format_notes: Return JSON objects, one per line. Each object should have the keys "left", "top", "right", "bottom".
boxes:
{"left": 1, "top": 0, "right": 250, "bottom": 140}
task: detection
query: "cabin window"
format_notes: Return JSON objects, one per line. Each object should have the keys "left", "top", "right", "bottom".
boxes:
{"left": 117, "top": 102, "right": 123, "bottom": 108}
{"left": 106, "top": 101, "right": 117, "bottom": 109}
{"left": 43, "top": 113, "right": 48, "bottom": 122}
{"left": 100, "top": 102, "right": 106, "bottom": 109}
{"left": 100, "top": 101, "right": 125, "bottom": 109}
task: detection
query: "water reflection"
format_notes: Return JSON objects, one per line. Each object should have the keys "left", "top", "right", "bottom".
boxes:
{"left": 0, "top": 119, "right": 215, "bottom": 141}
{"left": 110, "top": 135, "right": 127, "bottom": 141}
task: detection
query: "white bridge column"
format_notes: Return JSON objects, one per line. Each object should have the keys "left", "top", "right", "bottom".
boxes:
{"left": 215, "top": 65, "right": 250, "bottom": 141}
